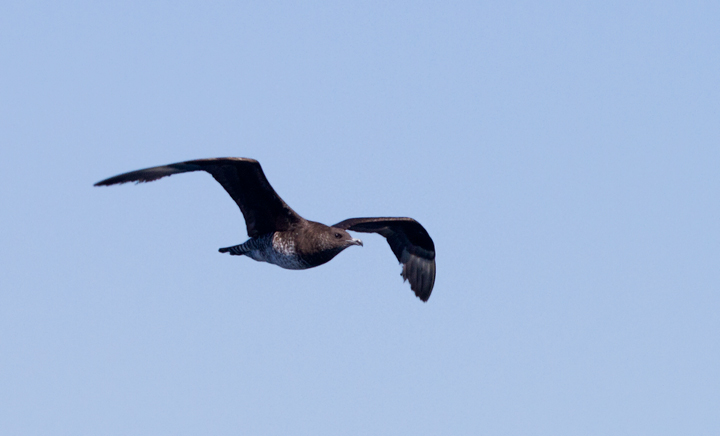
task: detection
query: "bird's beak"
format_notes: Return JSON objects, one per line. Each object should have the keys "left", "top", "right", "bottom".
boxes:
{"left": 350, "top": 238, "right": 363, "bottom": 247}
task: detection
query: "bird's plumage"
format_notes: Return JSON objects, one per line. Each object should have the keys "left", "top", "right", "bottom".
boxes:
{"left": 95, "top": 157, "right": 437, "bottom": 302}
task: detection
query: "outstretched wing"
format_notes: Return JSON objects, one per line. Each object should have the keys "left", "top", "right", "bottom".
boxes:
{"left": 95, "top": 157, "right": 303, "bottom": 237}
{"left": 333, "top": 217, "right": 436, "bottom": 302}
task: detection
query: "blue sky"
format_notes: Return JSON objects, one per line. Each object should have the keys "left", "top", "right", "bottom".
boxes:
{"left": 1, "top": 1, "right": 719, "bottom": 434}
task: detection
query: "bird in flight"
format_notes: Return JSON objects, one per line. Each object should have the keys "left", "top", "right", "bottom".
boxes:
{"left": 95, "top": 158, "right": 436, "bottom": 301}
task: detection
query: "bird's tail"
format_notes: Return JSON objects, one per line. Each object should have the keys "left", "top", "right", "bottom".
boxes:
{"left": 218, "top": 244, "right": 248, "bottom": 256}
{"left": 219, "top": 235, "right": 272, "bottom": 256}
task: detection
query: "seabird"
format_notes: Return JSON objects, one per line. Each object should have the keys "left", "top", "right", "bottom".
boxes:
{"left": 95, "top": 158, "right": 436, "bottom": 301}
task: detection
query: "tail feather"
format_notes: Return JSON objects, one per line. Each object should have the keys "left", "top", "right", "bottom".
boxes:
{"left": 219, "top": 244, "right": 247, "bottom": 256}
{"left": 219, "top": 235, "right": 271, "bottom": 257}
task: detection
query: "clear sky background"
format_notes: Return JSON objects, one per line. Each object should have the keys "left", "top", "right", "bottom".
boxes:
{"left": 1, "top": 1, "right": 719, "bottom": 435}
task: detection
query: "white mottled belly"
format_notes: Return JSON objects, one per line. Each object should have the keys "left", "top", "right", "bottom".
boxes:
{"left": 244, "top": 233, "right": 308, "bottom": 270}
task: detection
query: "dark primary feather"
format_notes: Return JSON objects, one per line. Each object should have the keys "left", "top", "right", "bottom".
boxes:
{"left": 333, "top": 217, "right": 436, "bottom": 302}
{"left": 94, "top": 158, "right": 302, "bottom": 237}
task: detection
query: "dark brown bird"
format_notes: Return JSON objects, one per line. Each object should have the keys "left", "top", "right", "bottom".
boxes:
{"left": 95, "top": 158, "right": 436, "bottom": 301}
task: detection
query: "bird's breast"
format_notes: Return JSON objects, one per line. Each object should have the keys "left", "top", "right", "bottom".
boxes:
{"left": 263, "top": 233, "right": 308, "bottom": 270}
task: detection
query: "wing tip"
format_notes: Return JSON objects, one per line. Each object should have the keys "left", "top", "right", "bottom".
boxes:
{"left": 401, "top": 256, "right": 436, "bottom": 303}
{"left": 94, "top": 177, "right": 153, "bottom": 187}
{"left": 93, "top": 178, "right": 123, "bottom": 187}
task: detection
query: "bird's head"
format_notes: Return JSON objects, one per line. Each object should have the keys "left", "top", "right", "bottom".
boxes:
{"left": 328, "top": 227, "right": 363, "bottom": 249}
{"left": 302, "top": 222, "right": 363, "bottom": 261}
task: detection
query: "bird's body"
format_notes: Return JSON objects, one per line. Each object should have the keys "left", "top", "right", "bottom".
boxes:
{"left": 219, "top": 221, "right": 362, "bottom": 270}
{"left": 95, "top": 157, "right": 436, "bottom": 301}
{"left": 219, "top": 233, "right": 307, "bottom": 269}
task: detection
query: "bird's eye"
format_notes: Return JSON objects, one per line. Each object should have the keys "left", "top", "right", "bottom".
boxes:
{"left": 334, "top": 233, "right": 342, "bottom": 239}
